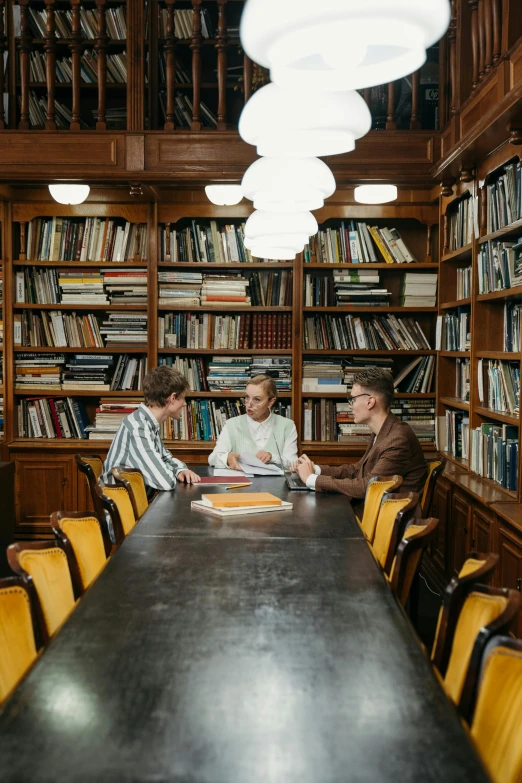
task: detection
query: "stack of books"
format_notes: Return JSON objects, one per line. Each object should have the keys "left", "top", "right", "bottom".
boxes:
{"left": 17, "top": 396, "right": 90, "bottom": 439}
{"left": 343, "top": 357, "right": 394, "bottom": 390}
{"left": 455, "top": 358, "right": 471, "bottom": 401}
{"left": 437, "top": 309, "right": 471, "bottom": 352}
{"left": 393, "top": 355, "right": 435, "bottom": 393}
{"left": 391, "top": 399, "right": 435, "bottom": 442}
{"left": 443, "top": 410, "right": 470, "bottom": 459}
{"left": 86, "top": 399, "right": 141, "bottom": 440}
{"left": 158, "top": 271, "right": 202, "bottom": 306}
{"left": 158, "top": 312, "right": 291, "bottom": 350}
{"left": 504, "top": 302, "right": 521, "bottom": 351}
{"left": 158, "top": 356, "right": 208, "bottom": 391}
{"left": 247, "top": 270, "right": 293, "bottom": 306}
{"left": 302, "top": 360, "right": 347, "bottom": 393}
{"left": 478, "top": 239, "right": 522, "bottom": 293}
{"left": 99, "top": 314, "right": 148, "bottom": 347}
{"left": 159, "top": 220, "right": 252, "bottom": 264}
{"left": 102, "top": 268, "right": 148, "bottom": 304}
{"left": 24, "top": 217, "right": 148, "bottom": 262}
{"left": 61, "top": 355, "right": 114, "bottom": 392}
{"left": 201, "top": 275, "right": 250, "bottom": 306}
{"left": 15, "top": 353, "right": 65, "bottom": 391}
{"left": 448, "top": 197, "right": 474, "bottom": 251}
{"left": 14, "top": 311, "right": 104, "bottom": 348}
{"left": 478, "top": 359, "right": 520, "bottom": 415}
{"left": 191, "top": 493, "right": 292, "bottom": 519}
{"left": 250, "top": 357, "right": 292, "bottom": 393}
{"left": 400, "top": 272, "right": 438, "bottom": 307}
{"left": 206, "top": 358, "right": 252, "bottom": 392}
{"left": 486, "top": 161, "right": 522, "bottom": 234}
{"left": 303, "top": 313, "right": 431, "bottom": 351}
{"left": 304, "top": 221, "right": 416, "bottom": 264}
{"left": 304, "top": 268, "right": 391, "bottom": 307}
{"left": 469, "top": 423, "right": 518, "bottom": 491}
{"left": 457, "top": 267, "right": 472, "bottom": 300}
{"left": 59, "top": 272, "right": 107, "bottom": 305}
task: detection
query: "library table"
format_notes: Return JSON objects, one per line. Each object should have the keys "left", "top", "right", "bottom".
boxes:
{"left": 0, "top": 479, "right": 489, "bottom": 783}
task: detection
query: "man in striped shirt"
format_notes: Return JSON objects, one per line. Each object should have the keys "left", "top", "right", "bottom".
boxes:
{"left": 103, "top": 366, "right": 200, "bottom": 493}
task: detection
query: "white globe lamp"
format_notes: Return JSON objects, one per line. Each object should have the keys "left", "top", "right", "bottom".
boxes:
{"left": 242, "top": 157, "right": 336, "bottom": 213}
{"left": 205, "top": 185, "right": 243, "bottom": 206}
{"left": 48, "top": 184, "right": 90, "bottom": 205}
{"left": 354, "top": 184, "right": 398, "bottom": 204}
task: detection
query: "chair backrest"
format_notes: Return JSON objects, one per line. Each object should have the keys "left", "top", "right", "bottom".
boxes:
{"left": 442, "top": 585, "right": 520, "bottom": 717}
{"left": 420, "top": 459, "right": 444, "bottom": 518}
{"left": 7, "top": 542, "right": 76, "bottom": 643}
{"left": 52, "top": 511, "right": 110, "bottom": 596}
{"left": 359, "top": 475, "right": 403, "bottom": 543}
{"left": 370, "top": 492, "right": 420, "bottom": 574}
{"left": 431, "top": 552, "right": 499, "bottom": 674}
{"left": 95, "top": 481, "right": 137, "bottom": 546}
{"left": 75, "top": 454, "right": 105, "bottom": 520}
{"left": 111, "top": 466, "right": 149, "bottom": 520}
{"left": 470, "top": 636, "right": 522, "bottom": 783}
{"left": 389, "top": 517, "right": 439, "bottom": 607}
{"left": 0, "top": 576, "right": 39, "bottom": 703}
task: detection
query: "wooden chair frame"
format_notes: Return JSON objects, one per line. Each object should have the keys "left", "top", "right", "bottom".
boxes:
{"left": 468, "top": 635, "right": 522, "bottom": 724}
{"left": 75, "top": 454, "right": 106, "bottom": 523}
{"left": 421, "top": 459, "right": 444, "bottom": 518}
{"left": 376, "top": 491, "right": 420, "bottom": 575}
{"left": 431, "top": 551, "right": 500, "bottom": 675}
{"left": 94, "top": 481, "right": 130, "bottom": 548}
{"left": 6, "top": 541, "right": 70, "bottom": 645}
{"left": 111, "top": 465, "right": 148, "bottom": 521}
{"left": 390, "top": 517, "right": 439, "bottom": 606}
{"left": 51, "top": 510, "right": 112, "bottom": 597}
{"left": 456, "top": 584, "right": 521, "bottom": 723}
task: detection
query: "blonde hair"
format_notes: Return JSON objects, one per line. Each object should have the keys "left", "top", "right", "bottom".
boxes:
{"left": 248, "top": 374, "right": 277, "bottom": 400}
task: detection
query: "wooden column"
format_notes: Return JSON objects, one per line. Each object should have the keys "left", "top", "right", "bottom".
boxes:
{"left": 386, "top": 81, "right": 396, "bottom": 130}
{"left": 0, "top": 0, "right": 6, "bottom": 129}
{"left": 243, "top": 54, "right": 253, "bottom": 103}
{"left": 215, "top": 0, "right": 227, "bottom": 130}
{"left": 127, "top": 0, "right": 144, "bottom": 130}
{"left": 478, "top": 0, "right": 485, "bottom": 81}
{"left": 491, "top": 0, "right": 501, "bottom": 65}
{"left": 484, "top": 0, "right": 492, "bottom": 73}
{"left": 449, "top": 0, "right": 457, "bottom": 114}
{"left": 410, "top": 71, "right": 421, "bottom": 129}
{"left": 69, "top": 0, "right": 83, "bottom": 130}
{"left": 18, "top": 0, "right": 31, "bottom": 129}
{"left": 19, "top": 222, "right": 27, "bottom": 261}
{"left": 95, "top": 0, "right": 108, "bottom": 130}
{"left": 469, "top": 0, "right": 479, "bottom": 90}
{"left": 44, "top": 0, "right": 57, "bottom": 129}
{"left": 163, "top": 0, "right": 176, "bottom": 130}
{"left": 190, "top": 0, "right": 202, "bottom": 130}
{"left": 426, "top": 224, "right": 433, "bottom": 263}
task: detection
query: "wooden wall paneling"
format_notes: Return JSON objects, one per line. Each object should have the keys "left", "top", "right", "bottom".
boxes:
{"left": 497, "top": 520, "right": 522, "bottom": 635}
{"left": 14, "top": 454, "right": 76, "bottom": 535}
{"left": 430, "top": 475, "right": 452, "bottom": 580}
{"left": 502, "top": 0, "right": 522, "bottom": 54}
{"left": 471, "top": 503, "right": 497, "bottom": 554}
{"left": 451, "top": 488, "right": 473, "bottom": 574}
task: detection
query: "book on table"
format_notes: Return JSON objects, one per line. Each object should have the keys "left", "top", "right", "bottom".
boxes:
{"left": 191, "top": 492, "right": 293, "bottom": 517}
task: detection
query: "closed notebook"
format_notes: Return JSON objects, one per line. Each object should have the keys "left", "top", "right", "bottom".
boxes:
{"left": 201, "top": 492, "right": 282, "bottom": 508}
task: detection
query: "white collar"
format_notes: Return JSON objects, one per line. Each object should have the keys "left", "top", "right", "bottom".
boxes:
{"left": 247, "top": 411, "right": 273, "bottom": 433}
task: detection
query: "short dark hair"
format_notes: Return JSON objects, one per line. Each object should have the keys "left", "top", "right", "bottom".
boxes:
{"left": 248, "top": 374, "right": 277, "bottom": 399}
{"left": 144, "top": 366, "right": 189, "bottom": 407}
{"left": 353, "top": 368, "right": 394, "bottom": 409}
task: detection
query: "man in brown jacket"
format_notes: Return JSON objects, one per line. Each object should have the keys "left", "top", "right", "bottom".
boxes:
{"left": 292, "top": 368, "right": 428, "bottom": 508}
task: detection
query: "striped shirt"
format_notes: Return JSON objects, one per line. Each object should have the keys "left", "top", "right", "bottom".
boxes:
{"left": 102, "top": 403, "right": 187, "bottom": 491}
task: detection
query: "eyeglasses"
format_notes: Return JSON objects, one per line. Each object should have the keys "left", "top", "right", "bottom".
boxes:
{"left": 240, "top": 396, "right": 265, "bottom": 408}
{"left": 346, "top": 393, "right": 371, "bottom": 407}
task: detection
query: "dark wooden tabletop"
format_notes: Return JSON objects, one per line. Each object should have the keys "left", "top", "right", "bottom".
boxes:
{"left": 0, "top": 474, "right": 490, "bottom": 783}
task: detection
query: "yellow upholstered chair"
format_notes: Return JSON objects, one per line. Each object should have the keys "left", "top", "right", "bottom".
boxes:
{"left": 75, "top": 454, "right": 105, "bottom": 521}
{"left": 420, "top": 459, "right": 444, "bottom": 518}
{"left": 0, "top": 576, "right": 40, "bottom": 703}
{"left": 470, "top": 636, "right": 522, "bottom": 783}
{"left": 112, "top": 466, "right": 149, "bottom": 520}
{"left": 441, "top": 585, "right": 520, "bottom": 719}
{"left": 388, "top": 517, "right": 439, "bottom": 607}
{"left": 431, "top": 552, "right": 499, "bottom": 676}
{"left": 95, "top": 481, "right": 137, "bottom": 547}
{"left": 7, "top": 542, "right": 77, "bottom": 644}
{"left": 52, "top": 511, "right": 111, "bottom": 596}
{"left": 370, "top": 492, "right": 419, "bottom": 575}
{"left": 358, "top": 475, "right": 403, "bottom": 543}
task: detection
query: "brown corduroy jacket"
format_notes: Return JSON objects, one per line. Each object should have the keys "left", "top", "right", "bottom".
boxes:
{"left": 315, "top": 412, "right": 428, "bottom": 503}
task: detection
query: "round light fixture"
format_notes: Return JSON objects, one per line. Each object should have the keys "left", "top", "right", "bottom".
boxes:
{"left": 244, "top": 210, "right": 318, "bottom": 246}
{"left": 240, "top": 0, "right": 450, "bottom": 91}
{"left": 48, "top": 184, "right": 90, "bottom": 205}
{"left": 205, "top": 185, "right": 243, "bottom": 206}
{"left": 250, "top": 245, "right": 299, "bottom": 261}
{"left": 239, "top": 83, "right": 371, "bottom": 158}
{"left": 241, "top": 157, "right": 336, "bottom": 213}
{"left": 244, "top": 234, "right": 307, "bottom": 252}
{"left": 354, "top": 184, "right": 398, "bottom": 204}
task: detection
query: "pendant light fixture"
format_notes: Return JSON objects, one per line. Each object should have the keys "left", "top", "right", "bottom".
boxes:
{"left": 48, "top": 184, "right": 90, "bottom": 205}
{"left": 240, "top": 0, "right": 450, "bottom": 91}
{"left": 241, "top": 157, "right": 335, "bottom": 213}
{"left": 205, "top": 184, "right": 243, "bottom": 206}
{"left": 244, "top": 209, "right": 318, "bottom": 248}
{"left": 354, "top": 184, "right": 398, "bottom": 204}
{"left": 249, "top": 245, "right": 300, "bottom": 261}
{"left": 239, "top": 83, "right": 371, "bottom": 158}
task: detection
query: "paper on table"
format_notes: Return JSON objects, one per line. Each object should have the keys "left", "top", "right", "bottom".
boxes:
{"left": 213, "top": 469, "right": 255, "bottom": 478}
{"left": 238, "top": 453, "right": 284, "bottom": 476}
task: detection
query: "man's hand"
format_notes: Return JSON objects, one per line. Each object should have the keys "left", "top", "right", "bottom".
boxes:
{"left": 290, "top": 454, "right": 315, "bottom": 473}
{"left": 296, "top": 458, "right": 314, "bottom": 483}
{"left": 255, "top": 450, "right": 272, "bottom": 464}
{"left": 227, "top": 453, "right": 242, "bottom": 471}
{"left": 176, "top": 469, "right": 201, "bottom": 484}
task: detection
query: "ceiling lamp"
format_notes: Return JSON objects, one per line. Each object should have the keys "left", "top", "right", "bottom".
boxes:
{"left": 239, "top": 83, "right": 371, "bottom": 158}
{"left": 240, "top": 0, "right": 450, "bottom": 91}
{"left": 205, "top": 185, "right": 243, "bottom": 206}
{"left": 242, "top": 157, "right": 336, "bottom": 213}
{"left": 354, "top": 184, "right": 398, "bottom": 204}
{"left": 244, "top": 209, "right": 318, "bottom": 247}
{"left": 48, "top": 184, "right": 90, "bottom": 205}
{"left": 250, "top": 245, "right": 299, "bottom": 261}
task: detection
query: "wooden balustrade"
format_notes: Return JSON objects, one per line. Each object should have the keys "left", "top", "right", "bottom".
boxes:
{"left": 94, "top": 0, "right": 108, "bottom": 130}
{"left": 190, "top": 0, "right": 202, "bottom": 131}
{"left": 43, "top": 0, "right": 56, "bottom": 130}
{"left": 69, "top": 0, "right": 83, "bottom": 130}
{"left": 163, "top": 0, "right": 176, "bottom": 130}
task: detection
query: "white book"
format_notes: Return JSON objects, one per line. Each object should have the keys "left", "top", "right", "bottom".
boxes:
{"left": 16, "top": 271, "right": 25, "bottom": 302}
{"left": 28, "top": 404, "right": 42, "bottom": 437}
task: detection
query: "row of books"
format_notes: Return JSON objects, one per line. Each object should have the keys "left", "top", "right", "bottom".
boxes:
{"left": 302, "top": 314, "right": 431, "bottom": 352}
{"left": 448, "top": 196, "right": 474, "bottom": 252}
{"left": 159, "top": 273, "right": 250, "bottom": 307}
{"left": 159, "top": 91, "right": 217, "bottom": 129}
{"left": 158, "top": 312, "right": 292, "bottom": 350}
{"left": 15, "top": 353, "right": 147, "bottom": 392}
{"left": 27, "top": 7, "right": 126, "bottom": 40}
{"left": 505, "top": 302, "right": 521, "bottom": 352}
{"left": 23, "top": 218, "right": 148, "bottom": 263}
{"left": 436, "top": 309, "right": 471, "bottom": 352}
{"left": 301, "top": 356, "right": 434, "bottom": 394}
{"left": 392, "top": 355, "right": 435, "bottom": 394}
{"left": 457, "top": 266, "right": 472, "bottom": 300}
{"left": 469, "top": 423, "right": 518, "bottom": 492}
{"left": 303, "top": 222, "right": 417, "bottom": 265}
{"left": 29, "top": 50, "right": 127, "bottom": 84}
{"left": 443, "top": 410, "right": 469, "bottom": 459}
{"left": 0, "top": 397, "right": 3, "bottom": 439}
{"left": 17, "top": 396, "right": 90, "bottom": 439}
{"left": 16, "top": 268, "right": 147, "bottom": 305}
{"left": 27, "top": 90, "right": 84, "bottom": 130}
{"left": 159, "top": 220, "right": 253, "bottom": 264}
{"left": 478, "top": 239, "right": 522, "bottom": 294}
{"left": 304, "top": 269, "right": 391, "bottom": 308}
{"left": 157, "top": 7, "right": 214, "bottom": 40}
{"left": 247, "top": 270, "right": 292, "bottom": 307}
{"left": 455, "top": 357, "right": 471, "bottom": 402}
{"left": 160, "top": 400, "right": 292, "bottom": 442}
{"left": 486, "top": 161, "right": 522, "bottom": 235}
{"left": 478, "top": 359, "right": 520, "bottom": 415}
{"left": 157, "top": 355, "right": 292, "bottom": 394}
{"left": 400, "top": 272, "right": 438, "bottom": 307}
{"left": 14, "top": 311, "right": 147, "bottom": 348}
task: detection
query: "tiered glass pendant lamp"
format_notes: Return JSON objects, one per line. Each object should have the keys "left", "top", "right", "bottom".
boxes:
{"left": 241, "top": 157, "right": 336, "bottom": 213}
{"left": 245, "top": 209, "right": 318, "bottom": 255}
{"left": 240, "top": 0, "right": 451, "bottom": 91}
{"left": 239, "top": 83, "right": 371, "bottom": 158}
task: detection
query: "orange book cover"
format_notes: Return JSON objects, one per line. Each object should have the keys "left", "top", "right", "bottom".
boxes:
{"left": 201, "top": 492, "right": 283, "bottom": 508}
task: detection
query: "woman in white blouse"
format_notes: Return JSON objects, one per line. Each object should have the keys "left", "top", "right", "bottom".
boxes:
{"left": 208, "top": 375, "right": 298, "bottom": 471}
